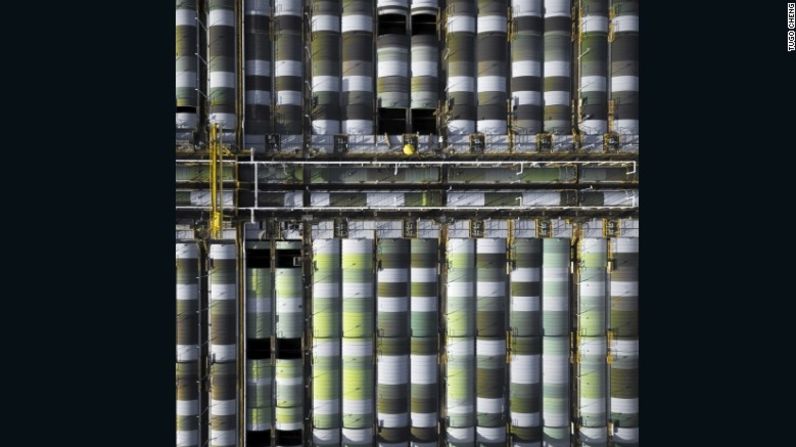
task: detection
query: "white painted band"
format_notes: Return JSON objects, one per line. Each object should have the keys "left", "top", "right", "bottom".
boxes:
{"left": 477, "top": 397, "right": 505, "bottom": 413}
{"left": 378, "top": 60, "right": 409, "bottom": 78}
{"left": 478, "top": 16, "right": 507, "bottom": 33}
{"left": 177, "top": 346, "right": 200, "bottom": 361}
{"left": 312, "top": 120, "right": 341, "bottom": 135}
{"left": 611, "top": 75, "right": 639, "bottom": 92}
{"left": 582, "top": 16, "right": 609, "bottom": 33}
{"left": 209, "top": 72, "right": 236, "bottom": 89}
{"left": 211, "top": 344, "right": 236, "bottom": 361}
{"left": 411, "top": 295, "right": 437, "bottom": 312}
{"left": 612, "top": 15, "right": 639, "bottom": 33}
{"left": 411, "top": 267, "right": 437, "bottom": 283}
{"left": 410, "top": 411, "right": 438, "bottom": 427}
{"left": 543, "top": 91, "right": 570, "bottom": 106}
{"left": 246, "top": 90, "right": 272, "bottom": 105}
{"left": 510, "top": 411, "right": 541, "bottom": 427}
{"left": 209, "top": 10, "right": 234, "bottom": 27}
{"left": 342, "top": 75, "right": 374, "bottom": 92}
{"left": 378, "top": 412, "right": 410, "bottom": 427}
{"left": 411, "top": 60, "right": 438, "bottom": 77}
{"left": 511, "top": 296, "right": 540, "bottom": 312}
{"left": 580, "top": 75, "right": 607, "bottom": 92}
{"left": 447, "top": 76, "right": 476, "bottom": 92}
{"left": 447, "top": 120, "right": 476, "bottom": 134}
{"left": 511, "top": 355, "right": 541, "bottom": 383}
{"left": 177, "top": 399, "right": 199, "bottom": 415}
{"left": 447, "top": 16, "right": 476, "bottom": 33}
{"left": 313, "top": 75, "right": 341, "bottom": 92}
{"left": 342, "top": 15, "right": 373, "bottom": 32}
{"left": 176, "top": 10, "right": 196, "bottom": 27}
{"left": 176, "top": 72, "right": 197, "bottom": 88}
{"left": 478, "top": 120, "right": 507, "bottom": 134}
{"left": 512, "top": 267, "right": 541, "bottom": 282}
{"left": 476, "top": 425, "right": 506, "bottom": 441}
{"left": 343, "top": 120, "right": 375, "bottom": 134}
{"left": 544, "top": 61, "right": 571, "bottom": 77}
{"left": 211, "top": 399, "right": 236, "bottom": 416}
{"left": 312, "top": 15, "right": 341, "bottom": 32}
{"left": 343, "top": 398, "right": 374, "bottom": 414}
{"left": 313, "top": 339, "right": 341, "bottom": 356}
{"left": 177, "top": 284, "right": 198, "bottom": 300}
{"left": 275, "top": 60, "right": 302, "bottom": 77}
{"left": 410, "top": 355, "right": 438, "bottom": 384}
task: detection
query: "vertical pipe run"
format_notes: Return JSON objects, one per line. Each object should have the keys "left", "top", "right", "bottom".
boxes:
{"left": 208, "top": 0, "right": 237, "bottom": 133}
{"left": 273, "top": 0, "right": 304, "bottom": 134}
{"left": 578, "top": 0, "right": 609, "bottom": 134}
{"left": 176, "top": 0, "right": 199, "bottom": 133}
{"left": 376, "top": 239, "right": 411, "bottom": 446}
{"left": 577, "top": 238, "right": 608, "bottom": 446}
{"left": 342, "top": 1, "right": 376, "bottom": 134}
{"left": 312, "top": 239, "right": 343, "bottom": 445}
{"left": 445, "top": 0, "right": 477, "bottom": 135}
{"left": 177, "top": 242, "right": 201, "bottom": 447}
{"left": 543, "top": 0, "right": 572, "bottom": 134}
{"left": 409, "top": 238, "right": 439, "bottom": 447}
{"left": 342, "top": 239, "right": 375, "bottom": 445}
{"left": 244, "top": 0, "right": 273, "bottom": 150}
{"left": 476, "top": 1, "right": 508, "bottom": 135}
{"left": 311, "top": 0, "right": 343, "bottom": 134}
{"left": 609, "top": 0, "right": 638, "bottom": 134}
{"left": 509, "top": 238, "right": 543, "bottom": 446}
{"left": 541, "top": 238, "right": 570, "bottom": 447}
{"left": 609, "top": 237, "right": 638, "bottom": 446}
{"left": 209, "top": 243, "right": 238, "bottom": 447}
{"left": 510, "top": 0, "right": 543, "bottom": 134}
{"left": 445, "top": 238, "right": 476, "bottom": 445}
{"left": 475, "top": 238, "right": 507, "bottom": 445}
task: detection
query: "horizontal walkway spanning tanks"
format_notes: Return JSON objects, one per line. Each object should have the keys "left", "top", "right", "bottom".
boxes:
{"left": 175, "top": 1, "right": 639, "bottom": 447}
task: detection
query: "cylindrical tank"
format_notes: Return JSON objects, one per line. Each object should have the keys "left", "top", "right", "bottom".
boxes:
{"left": 447, "top": 238, "right": 476, "bottom": 338}
{"left": 313, "top": 239, "right": 341, "bottom": 338}
{"left": 542, "top": 238, "right": 570, "bottom": 447}
{"left": 475, "top": 239, "right": 507, "bottom": 444}
{"left": 377, "top": 33, "right": 410, "bottom": 109}
{"left": 342, "top": 1, "right": 375, "bottom": 134}
{"left": 410, "top": 239, "right": 438, "bottom": 447}
{"left": 610, "top": 0, "right": 639, "bottom": 134}
{"left": 509, "top": 238, "right": 542, "bottom": 446}
{"left": 247, "top": 359, "right": 273, "bottom": 433}
{"left": 275, "top": 266, "right": 303, "bottom": 338}
{"left": 210, "top": 243, "right": 237, "bottom": 362}
{"left": 176, "top": 0, "right": 198, "bottom": 132}
{"left": 610, "top": 237, "right": 638, "bottom": 446}
{"left": 445, "top": 0, "right": 477, "bottom": 135}
{"left": 476, "top": 0, "right": 508, "bottom": 135}
{"left": 274, "top": 0, "right": 304, "bottom": 134}
{"left": 246, "top": 243, "right": 272, "bottom": 342}
{"left": 377, "top": 0, "right": 408, "bottom": 15}
{"left": 177, "top": 243, "right": 200, "bottom": 362}
{"left": 208, "top": 0, "right": 236, "bottom": 132}
{"left": 376, "top": 239, "right": 410, "bottom": 445}
{"left": 543, "top": 0, "right": 572, "bottom": 134}
{"left": 579, "top": 0, "right": 609, "bottom": 134}
{"left": 275, "top": 358, "right": 304, "bottom": 431}
{"left": 342, "top": 239, "right": 375, "bottom": 445}
{"left": 177, "top": 362, "right": 199, "bottom": 447}
{"left": 311, "top": 0, "right": 342, "bottom": 134}
{"left": 510, "top": 0, "right": 543, "bottom": 134}
{"left": 313, "top": 339, "right": 342, "bottom": 445}
{"left": 446, "top": 337, "right": 475, "bottom": 445}
{"left": 313, "top": 238, "right": 342, "bottom": 444}
{"left": 342, "top": 337, "right": 375, "bottom": 445}
{"left": 210, "top": 362, "right": 237, "bottom": 447}
{"left": 244, "top": 0, "right": 273, "bottom": 149}
{"left": 410, "top": 33, "right": 439, "bottom": 111}
{"left": 578, "top": 238, "right": 608, "bottom": 446}
{"left": 446, "top": 237, "right": 475, "bottom": 444}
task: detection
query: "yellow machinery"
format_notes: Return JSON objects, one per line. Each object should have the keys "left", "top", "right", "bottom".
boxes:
{"left": 208, "top": 123, "right": 230, "bottom": 239}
